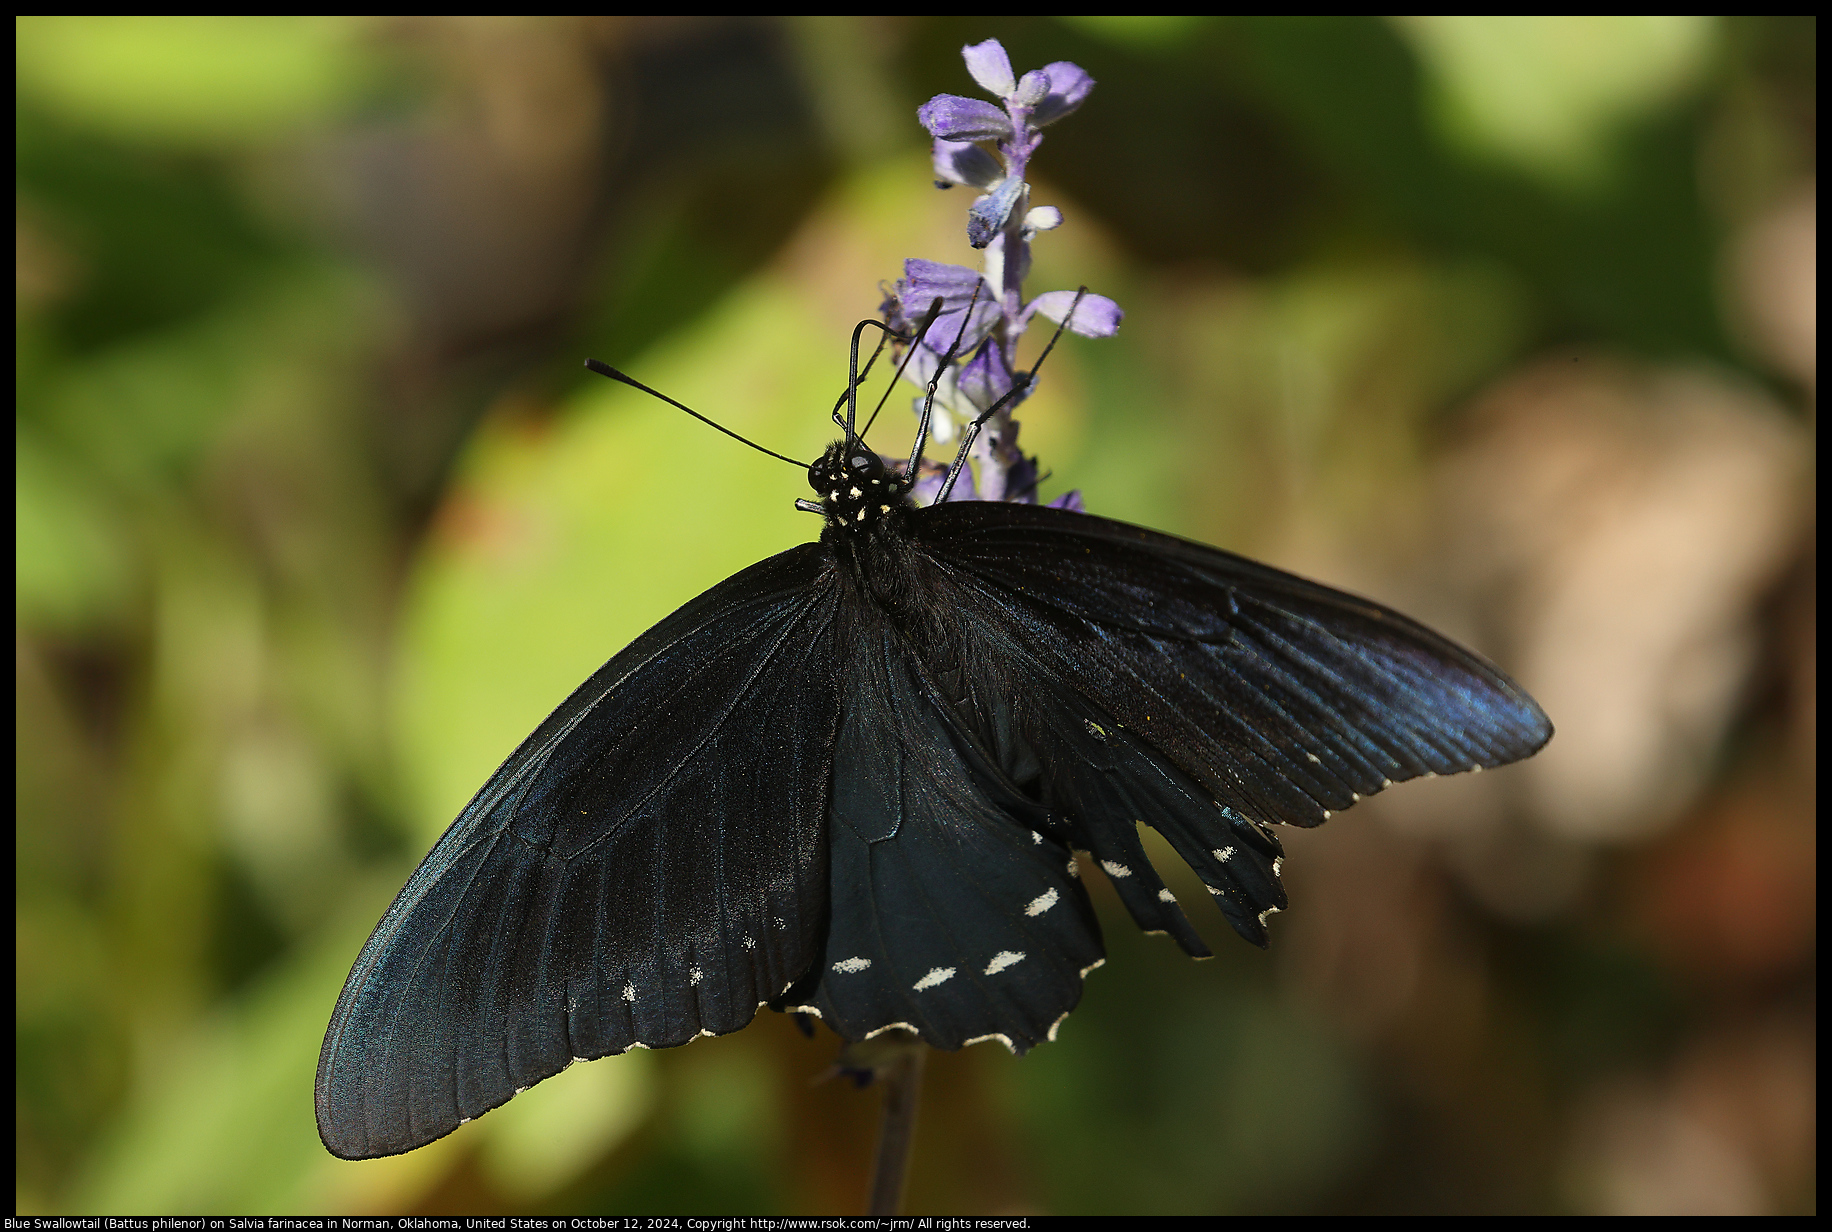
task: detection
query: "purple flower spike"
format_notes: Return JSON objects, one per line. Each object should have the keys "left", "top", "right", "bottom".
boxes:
{"left": 966, "top": 177, "right": 1026, "bottom": 250}
{"left": 1032, "top": 62, "right": 1096, "bottom": 126}
{"left": 894, "top": 41, "right": 1117, "bottom": 512}
{"left": 961, "top": 39, "right": 1017, "bottom": 99}
{"left": 1028, "top": 290, "right": 1123, "bottom": 338}
{"left": 918, "top": 95, "right": 1012, "bottom": 143}
{"left": 932, "top": 138, "right": 1003, "bottom": 190}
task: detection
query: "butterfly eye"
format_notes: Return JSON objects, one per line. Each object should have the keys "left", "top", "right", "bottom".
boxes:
{"left": 806, "top": 459, "right": 831, "bottom": 493}
{"left": 848, "top": 451, "right": 885, "bottom": 482}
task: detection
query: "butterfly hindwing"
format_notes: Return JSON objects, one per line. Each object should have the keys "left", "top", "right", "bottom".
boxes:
{"left": 315, "top": 544, "right": 843, "bottom": 1159}
{"left": 792, "top": 605, "right": 1105, "bottom": 1053}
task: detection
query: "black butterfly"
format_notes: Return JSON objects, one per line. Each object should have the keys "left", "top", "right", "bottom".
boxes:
{"left": 315, "top": 325, "right": 1551, "bottom": 1160}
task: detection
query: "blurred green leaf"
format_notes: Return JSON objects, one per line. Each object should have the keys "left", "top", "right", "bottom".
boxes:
{"left": 478, "top": 1048, "right": 658, "bottom": 1202}
{"left": 1392, "top": 16, "right": 1716, "bottom": 193}
{"left": 16, "top": 16, "right": 376, "bottom": 149}
{"left": 16, "top": 429, "right": 133, "bottom": 630}
{"left": 69, "top": 885, "right": 451, "bottom": 1214}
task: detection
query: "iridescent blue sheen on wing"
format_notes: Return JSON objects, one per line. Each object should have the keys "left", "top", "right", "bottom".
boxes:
{"left": 907, "top": 499, "right": 1551, "bottom": 944}
{"left": 315, "top": 545, "right": 842, "bottom": 1160}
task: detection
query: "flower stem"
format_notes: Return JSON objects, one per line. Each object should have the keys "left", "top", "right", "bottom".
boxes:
{"left": 865, "top": 1039, "right": 927, "bottom": 1215}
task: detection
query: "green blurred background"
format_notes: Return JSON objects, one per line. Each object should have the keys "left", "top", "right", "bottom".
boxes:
{"left": 16, "top": 16, "right": 1815, "bottom": 1215}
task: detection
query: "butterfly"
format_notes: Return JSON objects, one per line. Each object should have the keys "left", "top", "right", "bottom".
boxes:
{"left": 315, "top": 312, "right": 1551, "bottom": 1160}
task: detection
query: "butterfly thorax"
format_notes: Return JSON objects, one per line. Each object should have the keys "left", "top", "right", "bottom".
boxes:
{"left": 808, "top": 439, "right": 912, "bottom": 535}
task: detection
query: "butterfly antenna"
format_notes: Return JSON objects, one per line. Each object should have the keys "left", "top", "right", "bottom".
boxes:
{"left": 904, "top": 284, "right": 985, "bottom": 491}
{"left": 934, "top": 287, "right": 1086, "bottom": 505}
{"left": 584, "top": 359, "right": 809, "bottom": 469}
{"left": 860, "top": 297, "right": 946, "bottom": 440}
{"left": 828, "top": 324, "right": 895, "bottom": 437}
{"left": 835, "top": 295, "right": 946, "bottom": 449}
{"left": 840, "top": 317, "right": 899, "bottom": 447}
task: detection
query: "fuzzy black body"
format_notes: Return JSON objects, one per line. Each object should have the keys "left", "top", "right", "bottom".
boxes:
{"left": 315, "top": 437, "right": 1551, "bottom": 1159}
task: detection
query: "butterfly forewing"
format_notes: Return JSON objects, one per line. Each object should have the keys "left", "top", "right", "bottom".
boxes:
{"left": 315, "top": 545, "right": 842, "bottom": 1159}
{"left": 910, "top": 500, "right": 1551, "bottom": 945}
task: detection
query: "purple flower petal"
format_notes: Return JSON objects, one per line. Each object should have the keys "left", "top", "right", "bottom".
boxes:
{"left": 1028, "top": 290, "right": 1123, "bottom": 337}
{"left": 1001, "top": 449, "right": 1038, "bottom": 503}
{"left": 1012, "top": 69, "right": 1050, "bottom": 108}
{"left": 908, "top": 457, "right": 976, "bottom": 506}
{"left": 918, "top": 94, "right": 1012, "bottom": 142}
{"left": 961, "top": 39, "right": 1016, "bottom": 99}
{"left": 967, "top": 176, "right": 1026, "bottom": 249}
{"left": 1031, "top": 62, "right": 1095, "bottom": 126}
{"left": 956, "top": 339, "right": 1016, "bottom": 413}
{"left": 895, "top": 260, "right": 999, "bottom": 353}
{"left": 931, "top": 137, "right": 1003, "bottom": 190}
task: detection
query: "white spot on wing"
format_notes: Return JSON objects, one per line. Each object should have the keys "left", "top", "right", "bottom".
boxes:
{"left": 1205, "top": 884, "right": 1223, "bottom": 896}
{"left": 622, "top": 983, "right": 636, "bottom": 1002}
{"left": 1079, "top": 958, "right": 1106, "bottom": 978}
{"left": 1306, "top": 752, "right": 1321, "bottom": 764}
{"left": 1025, "top": 888, "right": 1059, "bottom": 916}
{"left": 863, "top": 1020, "right": 918, "bottom": 1040}
{"left": 1214, "top": 846, "right": 1236, "bottom": 862}
{"left": 984, "top": 950, "right": 1025, "bottom": 975}
{"left": 1158, "top": 888, "right": 1177, "bottom": 903}
{"left": 689, "top": 967, "right": 703, "bottom": 985}
{"left": 964, "top": 1031, "right": 1018, "bottom": 1052}
{"left": 1258, "top": 905, "right": 1283, "bottom": 926}
{"left": 1100, "top": 860, "right": 1131, "bottom": 878}
{"left": 1273, "top": 857, "right": 1283, "bottom": 877}
{"left": 1031, "top": 830, "right": 1043, "bottom": 844}
{"left": 913, "top": 967, "right": 956, "bottom": 990}
{"left": 742, "top": 936, "right": 755, "bottom": 950}
{"left": 1067, "top": 857, "right": 1080, "bottom": 878}
{"left": 832, "top": 956, "right": 871, "bottom": 974}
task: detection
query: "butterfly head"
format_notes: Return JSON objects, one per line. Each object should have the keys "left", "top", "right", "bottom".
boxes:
{"left": 808, "top": 440, "right": 907, "bottom": 531}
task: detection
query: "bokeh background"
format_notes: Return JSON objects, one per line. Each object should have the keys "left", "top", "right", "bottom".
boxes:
{"left": 15, "top": 15, "right": 1815, "bottom": 1216}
